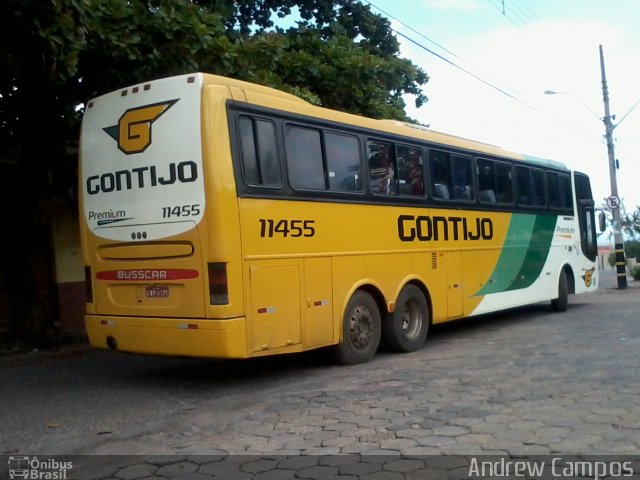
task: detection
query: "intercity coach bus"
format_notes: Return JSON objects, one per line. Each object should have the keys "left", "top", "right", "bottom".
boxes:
{"left": 79, "top": 73, "right": 598, "bottom": 364}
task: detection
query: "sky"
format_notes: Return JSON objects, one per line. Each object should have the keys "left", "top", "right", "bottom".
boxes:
{"left": 366, "top": 0, "right": 640, "bottom": 223}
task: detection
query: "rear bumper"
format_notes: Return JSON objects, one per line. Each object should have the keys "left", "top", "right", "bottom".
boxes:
{"left": 85, "top": 314, "right": 248, "bottom": 359}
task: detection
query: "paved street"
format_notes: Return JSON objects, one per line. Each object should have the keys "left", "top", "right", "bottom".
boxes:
{"left": 1, "top": 270, "right": 639, "bottom": 478}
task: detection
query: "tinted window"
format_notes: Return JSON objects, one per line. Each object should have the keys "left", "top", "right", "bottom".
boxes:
{"left": 429, "top": 150, "right": 452, "bottom": 199}
{"left": 515, "top": 166, "right": 532, "bottom": 206}
{"left": 396, "top": 145, "right": 424, "bottom": 196}
{"left": 531, "top": 168, "right": 546, "bottom": 207}
{"left": 368, "top": 141, "right": 396, "bottom": 195}
{"left": 429, "top": 150, "right": 474, "bottom": 201}
{"left": 325, "top": 133, "right": 362, "bottom": 192}
{"left": 547, "top": 172, "right": 573, "bottom": 210}
{"left": 575, "top": 172, "right": 593, "bottom": 200}
{"left": 238, "top": 116, "right": 281, "bottom": 186}
{"left": 477, "top": 158, "right": 513, "bottom": 204}
{"left": 547, "top": 172, "right": 560, "bottom": 208}
{"left": 452, "top": 155, "right": 474, "bottom": 200}
{"left": 495, "top": 162, "right": 513, "bottom": 203}
{"left": 559, "top": 174, "right": 573, "bottom": 209}
{"left": 285, "top": 125, "right": 325, "bottom": 190}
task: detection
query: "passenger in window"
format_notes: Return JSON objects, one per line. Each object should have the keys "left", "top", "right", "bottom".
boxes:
{"left": 406, "top": 150, "right": 424, "bottom": 196}
{"left": 369, "top": 146, "right": 394, "bottom": 194}
{"left": 454, "top": 185, "right": 472, "bottom": 200}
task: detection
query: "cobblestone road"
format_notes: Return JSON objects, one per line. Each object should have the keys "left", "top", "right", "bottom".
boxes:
{"left": 1, "top": 272, "right": 639, "bottom": 478}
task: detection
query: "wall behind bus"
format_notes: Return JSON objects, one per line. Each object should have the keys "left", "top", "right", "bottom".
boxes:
{"left": 52, "top": 207, "right": 85, "bottom": 332}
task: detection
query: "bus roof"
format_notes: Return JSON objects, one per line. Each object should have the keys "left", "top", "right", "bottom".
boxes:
{"left": 200, "top": 73, "right": 569, "bottom": 171}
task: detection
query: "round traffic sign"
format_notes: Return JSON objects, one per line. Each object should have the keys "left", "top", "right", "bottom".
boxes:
{"left": 606, "top": 195, "right": 620, "bottom": 209}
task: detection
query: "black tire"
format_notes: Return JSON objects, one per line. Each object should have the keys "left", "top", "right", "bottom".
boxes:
{"left": 382, "top": 284, "right": 429, "bottom": 352}
{"left": 551, "top": 270, "right": 568, "bottom": 312}
{"left": 333, "top": 290, "right": 381, "bottom": 365}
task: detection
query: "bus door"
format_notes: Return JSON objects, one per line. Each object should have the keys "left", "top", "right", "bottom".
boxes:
{"left": 446, "top": 251, "right": 464, "bottom": 318}
{"left": 303, "top": 257, "right": 333, "bottom": 347}
{"left": 574, "top": 172, "right": 597, "bottom": 263}
{"left": 248, "top": 260, "right": 302, "bottom": 353}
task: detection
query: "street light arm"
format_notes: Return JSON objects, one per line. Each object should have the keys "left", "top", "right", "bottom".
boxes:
{"left": 544, "top": 89, "right": 603, "bottom": 122}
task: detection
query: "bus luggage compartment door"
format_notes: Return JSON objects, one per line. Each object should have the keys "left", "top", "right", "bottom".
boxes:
{"left": 248, "top": 260, "right": 302, "bottom": 353}
{"left": 446, "top": 251, "right": 464, "bottom": 319}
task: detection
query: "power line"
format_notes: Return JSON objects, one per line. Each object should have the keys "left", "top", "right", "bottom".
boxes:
{"left": 361, "top": 0, "right": 463, "bottom": 61}
{"left": 485, "top": 0, "right": 542, "bottom": 29}
{"left": 512, "top": 0, "right": 541, "bottom": 22}
{"left": 486, "top": 0, "right": 526, "bottom": 28}
{"left": 391, "top": 28, "right": 539, "bottom": 113}
{"left": 510, "top": 0, "right": 540, "bottom": 23}
{"left": 363, "top": 1, "right": 600, "bottom": 142}
{"left": 366, "top": 1, "right": 531, "bottom": 104}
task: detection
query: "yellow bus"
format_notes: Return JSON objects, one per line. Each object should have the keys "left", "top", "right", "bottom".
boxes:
{"left": 80, "top": 73, "right": 598, "bottom": 364}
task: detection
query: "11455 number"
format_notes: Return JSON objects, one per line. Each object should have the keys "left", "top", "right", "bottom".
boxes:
{"left": 259, "top": 219, "right": 315, "bottom": 238}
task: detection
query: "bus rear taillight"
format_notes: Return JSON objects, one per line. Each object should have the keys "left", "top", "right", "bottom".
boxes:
{"left": 208, "top": 263, "right": 229, "bottom": 305}
{"left": 85, "top": 266, "right": 93, "bottom": 303}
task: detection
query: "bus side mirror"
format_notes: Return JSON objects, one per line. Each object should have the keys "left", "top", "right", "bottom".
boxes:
{"left": 598, "top": 211, "right": 606, "bottom": 232}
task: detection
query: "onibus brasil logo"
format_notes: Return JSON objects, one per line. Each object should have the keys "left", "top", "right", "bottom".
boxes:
{"left": 8, "top": 456, "right": 73, "bottom": 479}
{"left": 103, "top": 99, "right": 178, "bottom": 154}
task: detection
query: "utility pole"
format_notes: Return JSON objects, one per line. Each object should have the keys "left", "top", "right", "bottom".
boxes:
{"left": 599, "top": 44, "right": 627, "bottom": 289}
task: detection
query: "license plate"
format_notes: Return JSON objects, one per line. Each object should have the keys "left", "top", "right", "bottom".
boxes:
{"left": 146, "top": 285, "right": 169, "bottom": 298}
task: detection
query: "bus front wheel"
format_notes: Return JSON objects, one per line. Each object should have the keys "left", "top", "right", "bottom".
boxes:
{"left": 334, "top": 290, "right": 381, "bottom": 365}
{"left": 383, "top": 284, "right": 429, "bottom": 352}
{"left": 551, "top": 270, "right": 568, "bottom": 312}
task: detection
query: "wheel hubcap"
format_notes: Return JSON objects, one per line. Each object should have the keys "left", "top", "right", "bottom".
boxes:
{"left": 401, "top": 300, "right": 422, "bottom": 339}
{"left": 348, "top": 305, "right": 374, "bottom": 349}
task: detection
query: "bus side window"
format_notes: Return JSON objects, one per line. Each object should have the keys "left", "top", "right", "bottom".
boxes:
{"left": 396, "top": 145, "right": 424, "bottom": 196}
{"left": 477, "top": 158, "right": 496, "bottom": 204}
{"left": 495, "top": 162, "right": 513, "bottom": 203}
{"left": 238, "top": 116, "right": 282, "bottom": 187}
{"left": 547, "top": 172, "right": 560, "bottom": 208}
{"left": 559, "top": 174, "right": 573, "bottom": 209}
{"left": 325, "top": 132, "right": 362, "bottom": 192}
{"left": 515, "top": 166, "right": 532, "bottom": 206}
{"left": 429, "top": 150, "right": 451, "bottom": 199}
{"left": 452, "top": 155, "right": 474, "bottom": 201}
{"left": 478, "top": 158, "right": 513, "bottom": 205}
{"left": 285, "top": 125, "right": 326, "bottom": 190}
{"left": 368, "top": 141, "right": 396, "bottom": 195}
{"left": 531, "top": 168, "right": 546, "bottom": 207}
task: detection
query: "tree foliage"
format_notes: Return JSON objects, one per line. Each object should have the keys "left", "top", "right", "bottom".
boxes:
{"left": 622, "top": 205, "right": 640, "bottom": 238}
{"left": 0, "top": 0, "right": 428, "bottom": 342}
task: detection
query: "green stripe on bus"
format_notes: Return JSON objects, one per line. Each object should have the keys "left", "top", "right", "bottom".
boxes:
{"left": 507, "top": 214, "right": 557, "bottom": 291}
{"left": 474, "top": 214, "right": 557, "bottom": 296}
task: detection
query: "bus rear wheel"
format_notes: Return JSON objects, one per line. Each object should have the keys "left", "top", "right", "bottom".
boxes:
{"left": 334, "top": 290, "right": 381, "bottom": 365}
{"left": 383, "top": 284, "right": 429, "bottom": 352}
{"left": 551, "top": 270, "right": 568, "bottom": 312}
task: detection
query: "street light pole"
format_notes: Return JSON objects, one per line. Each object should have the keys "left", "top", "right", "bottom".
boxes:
{"left": 599, "top": 44, "right": 627, "bottom": 289}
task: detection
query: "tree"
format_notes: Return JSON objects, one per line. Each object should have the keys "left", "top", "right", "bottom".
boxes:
{"left": 0, "top": 0, "right": 233, "bottom": 344}
{"left": 198, "top": 0, "right": 428, "bottom": 119}
{"left": 622, "top": 205, "right": 640, "bottom": 238}
{"left": 0, "top": 0, "right": 428, "bottom": 344}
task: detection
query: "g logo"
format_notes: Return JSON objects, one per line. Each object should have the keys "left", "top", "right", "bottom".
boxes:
{"left": 104, "top": 100, "right": 178, "bottom": 154}
{"left": 582, "top": 268, "right": 595, "bottom": 287}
